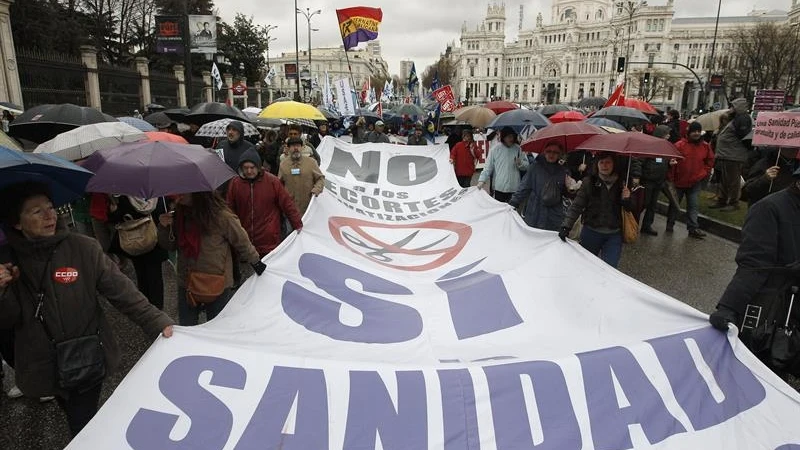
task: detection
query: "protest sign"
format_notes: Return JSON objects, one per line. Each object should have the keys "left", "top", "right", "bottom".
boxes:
{"left": 70, "top": 138, "right": 800, "bottom": 450}
{"left": 752, "top": 111, "right": 800, "bottom": 147}
{"left": 433, "top": 85, "right": 457, "bottom": 112}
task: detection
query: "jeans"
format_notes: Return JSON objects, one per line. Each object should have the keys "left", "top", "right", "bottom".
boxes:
{"left": 640, "top": 181, "right": 665, "bottom": 229}
{"left": 492, "top": 191, "right": 513, "bottom": 203}
{"left": 580, "top": 227, "right": 623, "bottom": 268}
{"left": 56, "top": 382, "right": 103, "bottom": 437}
{"left": 178, "top": 286, "right": 233, "bottom": 326}
{"left": 667, "top": 183, "right": 700, "bottom": 230}
{"left": 456, "top": 175, "right": 472, "bottom": 188}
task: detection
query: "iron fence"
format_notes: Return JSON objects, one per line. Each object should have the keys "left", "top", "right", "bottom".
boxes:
{"left": 98, "top": 63, "right": 142, "bottom": 116}
{"left": 150, "top": 70, "right": 179, "bottom": 109}
{"left": 17, "top": 48, "right": 87, "bottom": 107}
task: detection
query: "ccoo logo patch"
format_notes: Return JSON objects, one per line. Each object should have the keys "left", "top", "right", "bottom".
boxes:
{"left": 53, "top": 267, "right": 79, "bottom": 284}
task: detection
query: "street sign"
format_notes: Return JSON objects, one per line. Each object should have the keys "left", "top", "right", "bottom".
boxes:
{"left": 232, "top": 82, "right": 247, "bottom": 95}
{"left": 753, "top": 89, "right": 786, "bottom": 111}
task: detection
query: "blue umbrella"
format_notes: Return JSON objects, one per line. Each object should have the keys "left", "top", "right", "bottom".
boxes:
{"left": 118, "top": 116, "right": 157, "bottom": 132}
{"left": 585, "top": 117, "right": 626, "bottom": 130}
{"left": 0, "top": 145, "right": 94, "bottom": 206}
{"left": 488, "top": 109, "right": 551, "bottom": 133}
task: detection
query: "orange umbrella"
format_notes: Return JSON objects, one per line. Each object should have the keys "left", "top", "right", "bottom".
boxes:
{"left": 143, "top": 131, "right": 188, "bottom": 144}
{"left": 548, "top": 110, "right": 585, "bottom": 123}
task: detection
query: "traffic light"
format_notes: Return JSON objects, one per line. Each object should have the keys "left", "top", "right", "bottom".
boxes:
{"left": 643, "top": 72, "right": 651, "bottom": 84}
{"left": 616, "top": 57, "right": 626, "bottom": 73}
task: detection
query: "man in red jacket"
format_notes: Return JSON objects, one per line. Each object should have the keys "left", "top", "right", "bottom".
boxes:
{"left": 226, "top": 148, "right": 303, "bottom": 257}
{"left": 666, "top": 121, "right": 715, "bottom": 239}
{"left": 450, "top": 128, "right": 477, "bottom": 188}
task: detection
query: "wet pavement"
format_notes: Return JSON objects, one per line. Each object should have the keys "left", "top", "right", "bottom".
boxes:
{"left": 0, "top": 215, "right": 771, "bottom": 449}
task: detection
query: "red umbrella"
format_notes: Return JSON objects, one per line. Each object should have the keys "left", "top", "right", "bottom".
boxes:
{"left": 484, "top": 100, "right": 519, "bottom": 114}
{"left": 621, "top": 98, "right": 658, "bottom": 115}
{"left": 144, "top": 131, "right": 188, "bottom": 144}
{"left": 576, "top": 132, "right": 682, "bottom": 159}
{"left": 548, "top": 110, "right": 585, "bottom": 123}
{"left": 521, "top": 122, "right": 606, "bottom": 153}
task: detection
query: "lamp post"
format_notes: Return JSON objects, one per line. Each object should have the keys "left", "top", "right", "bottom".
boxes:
{"left": 293, "top": 0, "right": 301, "bottom": 101}
{"left": 622, "top": 1, "right": 643, "bottom": 91}
{"left": 704, "top": 0, "right": 722, "bottom": 110}
{"left": 264, "top": 25, "right": 277, "bottom": 105}
{"left": 297, "top": 7, "right": 322, "bottom": 103}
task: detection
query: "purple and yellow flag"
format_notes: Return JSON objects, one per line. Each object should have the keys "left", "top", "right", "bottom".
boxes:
{"left": 336, "top": 7, "right": 383, "bottom": 51}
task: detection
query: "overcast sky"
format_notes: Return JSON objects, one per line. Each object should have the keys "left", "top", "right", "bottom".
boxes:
{"left": 218, "top": 0, "right": 793, "bottom": 75}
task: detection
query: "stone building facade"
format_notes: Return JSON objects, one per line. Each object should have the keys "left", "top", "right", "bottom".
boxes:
{"left": 452, "top": 0, "right": 798, "bottom": 112}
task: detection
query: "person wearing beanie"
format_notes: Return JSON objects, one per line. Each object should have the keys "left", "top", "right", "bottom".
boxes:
{"left": 367, "top": 120, "right": 390, "bottom": 144}
{"left": 477, "top": 126, "right": 529, "bottom": 202}
{"left": 710, "top": 167, "right": 800, "bottom": 376}
{"left": 639, "top": 125, "right": 674, "bottom": 235}
{"left": 407, "top": 122, "right": 427, "bottom": 146}
{"left": 226, "top": 148, "right": 303, "bottom": 258}
{"left": 666, "top": 121, "right": 715, "bottom": 239}
{"left": 711, "top": 98, "right": 753, "bottom": 211}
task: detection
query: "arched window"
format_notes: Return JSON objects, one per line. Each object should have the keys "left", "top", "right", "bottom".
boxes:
{"left": 560, "top": 8, "right": 576, "bottom": 22}
{"left": 596, "top": 9, "right": 604, "bottom": 20}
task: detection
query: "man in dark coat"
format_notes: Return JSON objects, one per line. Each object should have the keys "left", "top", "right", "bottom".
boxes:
{"left": 710, "top": 98, "right": 752, "bottom": 211}
{"left": 640, "top": 125, "right": 672, "bottom": 235}
{"left": 665, "top": 109, "right": 682, "bottom": 143}
{"left": 510, "top": 144, "right": 571, "bottom": 231}
{"left": 710, "top": 168, "right": 800, "bottom": 346}
{"left": 218, "top": 120, "right": 255, "bottom": 172}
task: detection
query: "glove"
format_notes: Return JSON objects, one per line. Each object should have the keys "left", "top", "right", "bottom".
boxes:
{"left": 251, "top": 261, "right": 267, "bottom": 276}
{"left": 709, "top": 305, "right": 738, "bottom": 332}
{"left": 558, "top": 227, "right": 569, "bottom": 242}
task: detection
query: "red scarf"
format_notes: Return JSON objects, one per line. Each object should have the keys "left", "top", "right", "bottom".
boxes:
{"left": 176, "top": 210, "right": 202, "bottom": 260}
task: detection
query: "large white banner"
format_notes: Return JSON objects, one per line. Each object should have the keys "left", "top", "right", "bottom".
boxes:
{"left": 71, "top": 137, "right": 800, "bottom": 449}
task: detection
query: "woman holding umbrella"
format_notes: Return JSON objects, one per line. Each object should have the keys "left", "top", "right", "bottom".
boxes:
{"left": 558, "top": 153, "right": 632, "bottom": 268}
{"left": 157, "top": 191, "right": 264, "bottom": 326}
{"left": 477, "top": 127, "right": 529, "bottom": 202}
{"left": 509, "top": 142, "right": 573, "bottom": 231}
{"left": 0, "top": 182, "right": 173, "bottom": 437}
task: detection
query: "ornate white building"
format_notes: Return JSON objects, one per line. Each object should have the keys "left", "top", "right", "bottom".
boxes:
{"left": 452, "top": 0, "right": 799, "bottom": 112}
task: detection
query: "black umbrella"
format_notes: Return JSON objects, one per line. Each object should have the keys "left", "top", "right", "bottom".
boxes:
{"left": 537, "top": 104, "right": 571, "bottom": 117}
{"left": 0, "top": 102, "right": 23, "bottom": 114}
{"left": 577, "top": 96, "right": 607, "bottom": 109}
{"left": 143, "top": 111, "right": 174, "bottom": 128}
{"left": 163, "top": 108, "right": 191, "bottom": 122}
{"left": 184, "top": 102, "right": 250, "bottom": 125}
{"left": 591, "top": 106, "right": 650, "bottom": 129}
{"left": 8, "top": 103, "right": 117, "bottom": 144}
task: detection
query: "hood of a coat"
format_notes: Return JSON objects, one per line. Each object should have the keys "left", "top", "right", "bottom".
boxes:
{"left": 730, "top": 98, "right": 748, "bottom": 115}
{"left": 237, "top": 147, "right": 262, "bottom": 179}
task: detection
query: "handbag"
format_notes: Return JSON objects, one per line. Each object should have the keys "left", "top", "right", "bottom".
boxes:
{"left": 115, "top": 214, "right": 157, "bottom": 256}
{"left": 745, "top": 284, "right": 800, "bottom": 377}
{"left": 621, "top": 209, "right": 639, "bottom": 243}
{"left": 18, "top": 246, "right": 106, "bottom": 392}
{"left": 541, "top": 178, "right": 563, "bottom": 207}
{"left": 186, "top": 270, "right": 226, "bottom": 307}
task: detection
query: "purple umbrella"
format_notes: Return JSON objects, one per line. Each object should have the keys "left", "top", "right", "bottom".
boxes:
{"left": 82, "top": 141, "right": 236, "bottom": 198}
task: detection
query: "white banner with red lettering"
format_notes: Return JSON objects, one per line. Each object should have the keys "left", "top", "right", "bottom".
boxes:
{"left": 70, "top": 137, "right": 800, "bottom": 449}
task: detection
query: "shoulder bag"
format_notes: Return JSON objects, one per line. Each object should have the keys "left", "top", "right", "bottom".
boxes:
{"left": 115, "top": 213, "right": 158, "bottom": 256}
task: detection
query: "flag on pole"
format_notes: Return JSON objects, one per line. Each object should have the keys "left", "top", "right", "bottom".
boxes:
{"left": 263, "top": 67, "right": 276, "bottom": 86}
{"left": 323, "top": 71, "right": 335, "bottom": 112}
{"left": 604, "top": 81, "right": 626, "bottom": 108}
{"left": 407, "top": 62, "right": 418, "bottom": 92}
{"left": 335, "top": 78, "right": 357, "bottom": 116}
{"left": 381, "top": 80, "right": 391, "bottom": 102}
{"left": 336, "top": 7, "right": 383, "bottom": 51}
{"left": 360, "top": 78, "right": 370, "bottom": 105}
{"left": 431, "top": 71, "right": 441, "bottom": 91}
{"left": 211, "top": 62, "right": 223, "bottom": 90}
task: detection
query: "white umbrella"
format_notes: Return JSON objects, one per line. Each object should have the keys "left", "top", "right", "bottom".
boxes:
{"left": 242, "top": 106, "right": 262, "bottom": 114}
{"left": 694, "top": 109, "right": 730, "bottom": 131}
{"left": 195, "top": 118, "right": 260, "bottom": 138}
{"left": 33, "top": 122, "right": 145, "bottom": 161}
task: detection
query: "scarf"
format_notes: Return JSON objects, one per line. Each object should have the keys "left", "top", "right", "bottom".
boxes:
{"left": 176, "top": 210, "right": 201, "bottom": 260}
{"left": 127, "top": 196, "right": 158, "bottom": 214}
{"left": 597, "top": 173, "right": 619, "bottom": 189}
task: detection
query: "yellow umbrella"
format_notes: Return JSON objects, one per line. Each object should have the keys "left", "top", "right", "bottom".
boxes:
{"left": 259, "top": 101, "right": 327, "bottom": 121}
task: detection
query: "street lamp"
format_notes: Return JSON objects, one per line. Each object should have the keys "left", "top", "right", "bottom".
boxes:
{"left": 297, "top": 7, "right": 322, "bottom": 102}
